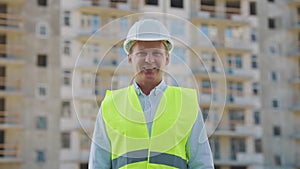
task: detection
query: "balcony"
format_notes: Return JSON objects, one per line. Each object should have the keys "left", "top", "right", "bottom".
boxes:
{"left": 290, "top": 19, "right": 300, "bottom": 31}
{"left": 214, "top": 152, "right": 263, "bottom": 166}
{"left": 235, "top": 125, "right": 262, "bottom": 137}
{"left": 193, "top": 4, "right": 247, "bottom": 26}
{"left": 213, "top": 121, "right": 255, "bottom": 137}
{"left": 214, "top": 158, "right": 250, "bottom": 166}
{"left": 192, "top": 39, "right": 251, "bottom": 52}
{"left": 226, "top": 95, "right": 253, "bottom": 108}
{"left": 291, "top": 104, "right": 300, "bottom": 112}
{"left": 290, "top": 76, "right": 300, "bottom": 86}
{"left": 0, "top": 0, "right": 23, "bottom": 5}
{"left": 77, "top": 1, "right": 134, "bottom": 16}
{"left": 77, "top": 29, "right": 125, "bottom": 46}
{"left": 236, "top": 153, "right": 263, "bottom": 164}
{"left": 0, "top": 77, "right": 22, "bottom": 96}
{"left": 0, "top": 13, "right": 23, "bottom": 33}
{"left": 0, "top": 44, "right": 24, "bottom": 65}
{"left": 225, "top": 68, "right": 253, "bottom": 81}
{"left": 224, "top": 39, "right": 251, "bottom": 51}
{"left": 293, "top": 133, "right": 300, "bottom": 140}
{"left": 192, "top": 67, "right": 225, "bottom": 79}
{"left": 75, "top": 118, "right": 95, "bottom": 131}
{"left": 0, "top": 111, "right": 21, "bottom": 129}
{"left": 287, "top": 44, "right": 300, "bottom": 58}
{"left": 73, "top": 86, "right": 108, "bottom": 101}
{"left": 0, "top": 144, "right": 21, "bottom": 163}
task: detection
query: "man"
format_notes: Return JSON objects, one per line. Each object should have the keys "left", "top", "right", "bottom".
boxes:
{"left": 89, "top": 19, "right": 214, "bottom": 169}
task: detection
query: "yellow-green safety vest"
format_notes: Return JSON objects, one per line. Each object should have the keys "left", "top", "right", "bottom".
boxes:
{"left": 102, "top": 85, "right": 198, "bottom": 169}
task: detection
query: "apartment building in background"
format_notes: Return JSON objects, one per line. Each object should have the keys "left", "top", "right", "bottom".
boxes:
{"left": 0, "top": 0, "right": 299, "bottom": 169}
{"left": 60, "top": 0, "right": 264, "bottom": 169}
{"left": 0, "top": 0, "right": 61, "bottom": 169}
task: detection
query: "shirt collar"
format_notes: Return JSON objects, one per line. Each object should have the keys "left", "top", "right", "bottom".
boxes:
{"left": 133, "top": 79, "right": 167, "bottom": 96}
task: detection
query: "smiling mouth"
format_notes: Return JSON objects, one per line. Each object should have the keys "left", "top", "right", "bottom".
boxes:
{"left": 142, "top": 66, "right": 157, "bottom": 71}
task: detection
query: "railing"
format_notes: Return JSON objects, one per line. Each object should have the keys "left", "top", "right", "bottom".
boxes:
{"left": 0, "top": 144, "right": 19, "bottom": 158}
{"left": 0, "top": 77, "right": 22, "bottom": 91}
{"left": 225, "top": 7, "right": 240, "bottom": 19}
{"left": 0, "top": 13, "right": 22, "bottom": 28}
{"left": 0, "top": 111, "right": 20, "bottom": 125}
{"left": 291, "top": 95, "right": 300, "bottom": 111}
{"left": 199, "top": 5, "right": 216, "bottom": 17}
{"left": 229, "top": 119, "right": 244, "bottom": 131}
{"left": 199, "top": 5, "right": 242, "bottom": 20}
{"left": 0, "top": 44, "right": 23, "bottom": 58}
{"left": 224, "top": 39, "right": 250, "bottom": 50}
{"left": 226, "top": 68, "right": 253, "bottom": 79}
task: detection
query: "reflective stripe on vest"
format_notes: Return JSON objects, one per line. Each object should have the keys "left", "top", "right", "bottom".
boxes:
{"left": 102, "top": 86, "right": 198, "bottom": 169}
{"left": 112, "top": 149, "right": 188, "bottom": 169}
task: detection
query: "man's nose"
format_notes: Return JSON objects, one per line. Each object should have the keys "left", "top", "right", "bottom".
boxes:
{"left": 145, "top": 53, "right": 154, "bottom": 63}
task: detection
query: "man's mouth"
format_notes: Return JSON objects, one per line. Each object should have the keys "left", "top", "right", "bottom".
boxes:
{"left": 142, "top": 66, "right": 157, "bottom": 71}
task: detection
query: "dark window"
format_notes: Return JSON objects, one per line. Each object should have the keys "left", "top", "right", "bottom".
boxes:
{"left": 37, "top": 54, "right": 47, "bottom": 67}
{"left": 271, "top": 71, "right": 278, "bottom": 81}
{"left": 80, "top": 163, "right": 88, "bottom": 169}
{"left": 251, "top": 32, "right": 257, "bottom": 42}
{"left": 61, "top": 132, "right": 71, "bottom": 148}
{"left": 36, "top": 150, "right": 46, "bottom": 162}
{"left": 171, "top": 0, "right": 183, "bottom": 8}
{"left": 268, "top": 18, "right": 276, "bottom": 29}
{"left": 201, "top": 0, "right": 215, "bottom": 6}
{"left": 251, "top": 55, "right": 258, "bottom": 69}
{"left": 36, "top": 116, "right": 47, "bottom": 129}
{"left": 63, "top": 70, "right": 71, "bottom": 85}
{"left": 63, "top": 11, "right": 70, "bottom": 26}
{"left": 202, "top": 107, "right": 209, "bottom": 121}
{"left": 230, "top": 167, "right": 247, "bottom": 169}
{"left": 0, "top": 4, "right": 7, "bottom": 13}
{"left": 230, "top": 166, "right": 247, "bottom": 169}
{"left": 254, "top": 111, "right": 260, "bottom": 124}
{"left": 38, "top": 0, "right": 47, "bottom": 6}
{"left": 61, "top": 101, "right": 71, "bottom": 118}
{"left": 268, "top": 0, "right": 274, "bottom": 2}
{"left": 250, "top": 2, "right": 256, "bottom": 15}
{"left": 226, "top": 0, "right": 240, "bottom": 8}
{"left": 209, "top": 137, "right": 220, "bottom": 159}
{"left": 111, "top": 0, "right": 127, "bottom": 3}
{"left": 145, "top": 0, "right": 158, "bottom": 5}
{"left": 273, "top": 126, "right": 281, "bottom": 136}
{"left": 255, "top": 139, "right": 262, "bottom": 153}
{"left": 272, "top": 99, "right": 279, "bottom": 108}
{"left": 274, "top": 155, "right": 281, "bottom": 166}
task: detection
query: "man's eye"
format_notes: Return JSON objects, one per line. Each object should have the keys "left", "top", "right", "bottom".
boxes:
{"left": 137, "top": 52, "right": 147, "bottom": 56}
{"left": 153, "top": 51, "right": 163, "bottom": 56}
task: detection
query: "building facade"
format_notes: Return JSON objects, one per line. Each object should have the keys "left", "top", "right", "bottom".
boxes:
{"left": 0, "top": 0, "right": 61, "bottom": 169}
{"left": 1, "top": 0, "right": 299, "bottom": 169}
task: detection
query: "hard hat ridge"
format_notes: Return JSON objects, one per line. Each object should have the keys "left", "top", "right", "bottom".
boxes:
{"left": 123, "top": 19, "right": 173, "bottom": 54}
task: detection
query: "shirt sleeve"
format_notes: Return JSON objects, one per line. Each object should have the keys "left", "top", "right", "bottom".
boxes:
{"left": 186, "top": 108, "right": 214, "bottom": 169}
{"left": 88, "top": 107, "right": 112, "bottom": 169}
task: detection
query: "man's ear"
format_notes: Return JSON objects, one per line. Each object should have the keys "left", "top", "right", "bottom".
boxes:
{"left": 165, "top": 53, "right": 170, "bottom": 65}
{"left": 128, "top": 54, "right": 132, "bottom": 64}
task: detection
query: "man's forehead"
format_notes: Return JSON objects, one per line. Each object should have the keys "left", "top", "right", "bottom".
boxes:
{"left": 132, "top": 41, "right": 166, "bottom": 49}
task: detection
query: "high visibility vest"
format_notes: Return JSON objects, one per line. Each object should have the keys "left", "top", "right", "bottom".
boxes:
{"left": 102, "top": 85, "right": 198, "bottom": 169}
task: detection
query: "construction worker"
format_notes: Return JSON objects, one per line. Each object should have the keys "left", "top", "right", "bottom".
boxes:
{"left": 89, "top": 19, "right": 214, "bottom": 169}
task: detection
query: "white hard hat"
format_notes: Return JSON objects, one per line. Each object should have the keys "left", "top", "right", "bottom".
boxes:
{"left": 123, "top": 19, "right": 173, "bottom": 54}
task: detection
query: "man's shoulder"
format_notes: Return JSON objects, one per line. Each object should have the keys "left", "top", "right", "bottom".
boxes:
{"left": 167, "top": 85, "right": 196, "bottom": 93}
{"left": 102, "top": 86, "right": 132, "bottom": 102}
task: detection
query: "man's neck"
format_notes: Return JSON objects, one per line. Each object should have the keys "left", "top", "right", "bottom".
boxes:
{"left": 135, "top": 80, "right": 161, "bottom": 95}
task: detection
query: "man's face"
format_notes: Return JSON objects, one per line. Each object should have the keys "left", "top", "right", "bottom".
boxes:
{"left": 128, "top": 41, "right": 170, "bottom": 84}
